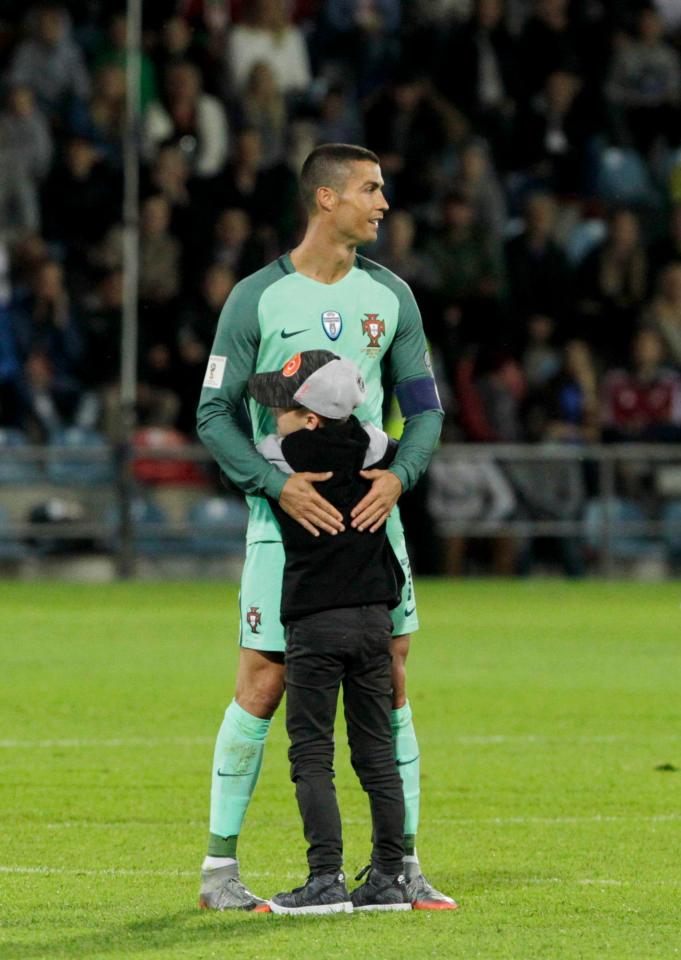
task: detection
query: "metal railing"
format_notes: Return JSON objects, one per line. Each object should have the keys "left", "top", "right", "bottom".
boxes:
{"left": 1, "top": 441, "right": 681, "bottom": 576}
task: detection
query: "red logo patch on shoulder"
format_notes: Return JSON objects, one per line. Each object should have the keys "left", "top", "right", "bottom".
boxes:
{"left": 282, "top": 353, "right": 302, "bottom": 377}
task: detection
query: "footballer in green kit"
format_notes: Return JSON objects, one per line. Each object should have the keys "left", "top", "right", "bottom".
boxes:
{"left": 196, "top": 144, "right": 457, "bottom": 912}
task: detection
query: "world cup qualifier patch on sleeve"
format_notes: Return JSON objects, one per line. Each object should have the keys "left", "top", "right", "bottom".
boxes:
{"left": 203, "top": 355, "right": 227, "bottom": 389}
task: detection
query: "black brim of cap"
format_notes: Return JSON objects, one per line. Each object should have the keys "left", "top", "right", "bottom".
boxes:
{"left": 247, "top": 371, "right": 300, "bottom": 409}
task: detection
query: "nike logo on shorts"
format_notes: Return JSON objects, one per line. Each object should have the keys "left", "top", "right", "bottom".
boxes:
{"left": 404, "top": 607, "right": 416, "bottom": 617}
{"left": 281, "top": 328, "right": 310, "bottom": 339}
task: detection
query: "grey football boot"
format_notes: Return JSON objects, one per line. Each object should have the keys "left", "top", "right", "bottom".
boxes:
{"left": 199, "top": 861, "right": 269, "bottom": 911}
{"left": 404, "top": 855, "right": 459, "bottom": 910}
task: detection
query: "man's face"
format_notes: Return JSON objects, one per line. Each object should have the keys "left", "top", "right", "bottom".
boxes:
{"left": 330, "top": 161, "right": 389, "bottom": 246}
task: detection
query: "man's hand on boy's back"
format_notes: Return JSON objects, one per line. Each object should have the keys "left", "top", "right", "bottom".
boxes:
{"left": 351, "top": 470, "right": 403, "bottom": 533}
{"left": 279, "top": 472, "right": 345, "bottom": 537}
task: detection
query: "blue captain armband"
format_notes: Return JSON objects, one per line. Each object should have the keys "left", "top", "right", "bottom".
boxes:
{"left": 395, "top": 377, "right": 443, "bottom": 418}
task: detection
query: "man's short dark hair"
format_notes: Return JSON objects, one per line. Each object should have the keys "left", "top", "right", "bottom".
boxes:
{"left": 299, "top": 143, "right": 379, "bottom": 213}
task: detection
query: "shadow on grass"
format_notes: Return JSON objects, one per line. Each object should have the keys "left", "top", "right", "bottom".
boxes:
{"left": 1, "top": 907, "right": 280, "bottom": 959}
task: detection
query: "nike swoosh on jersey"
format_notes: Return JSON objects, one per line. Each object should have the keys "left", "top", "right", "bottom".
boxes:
{"left": 280, "top": 328, "right": 310, "bottom": 339}
{"left": 403, "top": 607, "right": 416, "bottom": 617}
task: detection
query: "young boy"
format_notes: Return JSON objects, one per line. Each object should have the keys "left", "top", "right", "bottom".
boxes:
{"left": 247, "top": 349, "right": 411, "bottom": 915}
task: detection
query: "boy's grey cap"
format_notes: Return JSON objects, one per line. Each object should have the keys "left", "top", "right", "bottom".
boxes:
{"left": 248, "top": 349, "right": 366, "bottom": 419}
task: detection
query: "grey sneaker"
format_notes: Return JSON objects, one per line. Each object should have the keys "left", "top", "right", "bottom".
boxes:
{"left": 350, "top": 865, "right": 411, "bottom": 912}
{"left": 269, "top": 871, "right": 353, "bottom": 915}
{"left": 199, "top": 861, "right": 269, "bottom": 911}
{"left": 404, "top": 856, "right": 459, "bottom": 910}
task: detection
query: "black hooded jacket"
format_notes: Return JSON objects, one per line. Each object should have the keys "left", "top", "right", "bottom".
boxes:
{"left": 257, "top": 416, "right": 405, "bottom": 623}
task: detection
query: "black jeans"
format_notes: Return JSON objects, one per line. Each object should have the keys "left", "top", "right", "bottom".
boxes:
{"left": 285, "top": 604, "right": 405, "bottom": 877}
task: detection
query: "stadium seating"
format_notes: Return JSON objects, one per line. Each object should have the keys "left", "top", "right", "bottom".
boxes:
{"left": 584, "top": 497, "right": 660, "bottom": 560}
{"left": 133, "top": 427, "right": 206, "bottom": 485}
{"left": 103, "top": 497, "right": 178, "bottom": 556}
{"left": 0, "top": 505, "right": 26, "bottom": 561}
{"left": 46, "top": 427, "right": 114, "bottom": 485}
{"left": 187, "top": 496, "right": 248, "bottom": 557}
{"left": 0, "top": 428, "right": 43, "bottom": 483}
{"left": 661, "top": 500, "right": 681, "bottom": 566}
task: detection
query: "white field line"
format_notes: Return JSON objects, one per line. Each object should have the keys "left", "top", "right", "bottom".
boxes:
{"left": 1, "top": 733, "right": 680, "bottom": 749}
{"left": 0, "top": 866, "right": 678, "bottom": 887}
{"left": 345, "top": 813, "right": 681, "bottom": 826}
{"left": 33, "top": 813, "right": 680, "bottom": 830}
{"left": 0, "top": 736, "right": 214, "bottom": 749}
{"left": 0, "top": 865, "right": 294, "bottom": 879}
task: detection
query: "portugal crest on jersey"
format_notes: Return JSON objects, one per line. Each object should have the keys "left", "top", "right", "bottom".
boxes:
{"left": 361, "top": 313, "right": 385, "bottom": 349}
{"left": 321, "top": 310, "right": 342, "bottom": 340}
{"left": 246, "top": 605, "right": 262, "bottom": 633}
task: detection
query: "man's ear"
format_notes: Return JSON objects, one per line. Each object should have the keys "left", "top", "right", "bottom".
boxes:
{"left": 317, "top": 186, "right": 337, "bottom": 213}
{"left": 304, "top": 411, "right": 321, "bottom": 430}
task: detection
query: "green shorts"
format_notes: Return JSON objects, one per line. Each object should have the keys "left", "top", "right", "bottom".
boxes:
{"left": 238, "top": 510, "right": 419, "bottom": 652}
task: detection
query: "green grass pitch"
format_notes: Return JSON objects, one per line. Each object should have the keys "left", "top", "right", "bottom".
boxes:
{"left": 1, "top": 579, "right": 680, "bottom": 960}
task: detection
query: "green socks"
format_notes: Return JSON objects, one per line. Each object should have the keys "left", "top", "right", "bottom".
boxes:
{"left": 208, "top": 700, "right": 271, "bottom": 856}
{"left": 391, "top": 700, "right": 420, "bottom": 846}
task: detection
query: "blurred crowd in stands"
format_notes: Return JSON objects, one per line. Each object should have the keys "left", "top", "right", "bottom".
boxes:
{"left": 2, "top": 0, "right": 681, "bottom": 456}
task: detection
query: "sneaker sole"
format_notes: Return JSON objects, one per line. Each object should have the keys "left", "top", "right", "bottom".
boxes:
{"left": 198, "top": 898, "right": 269, "bottom": 912}
{"left": 412, "top": 900, "right": 459, "bottom": 911}
{"left": 353, "top": 903, "right": 412, "bottom": 912}
{"left": 268, "top": 900, "right": 353, "bottom": 916}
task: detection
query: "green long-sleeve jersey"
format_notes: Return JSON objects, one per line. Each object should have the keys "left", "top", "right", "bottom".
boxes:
{"left": 197, "top": 251, "right": 443, "bottom": 543}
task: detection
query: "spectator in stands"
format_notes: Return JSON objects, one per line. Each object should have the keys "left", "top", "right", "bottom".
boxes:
{"left": 0, "top": 86, "right": 53, "bottom": 182}
{"left": 67, "top": 64, "right": 126, "bottom": 170}
{"left": 426, "top": 190, "right": 505, "bottom": 350}
{"left": 0, "top": 295, "right": 24, "bottom": 428}
{"left": 66, "top": 64, "right": 126, "bottom": 170}
{"left": 175, "top": 263, "right": 236, "bottom": 433}
{"left": 643, "top": 261, "right": 681, "bottom": 369}
{"left": 14, "top": 260, "right": 90, "bottom": 437}
{"left": 316, "top": 85, "right": 365, "bottom": 146}
{"left": 435, "top": 0, "right": 517, "bottom": 164}
{"left": 92, "top": 11, "right": 156, "bottom": 112}
{"left": 7, "top": 4, "right": 90, "bottom": 117}
{"left": 208, "top": 207, "right": 268, "bottom": 280}
{"left": 0, "top": 142, "right": 40, "bottom": 245}
{"left": 517, "top": 0, "right": 581, "bottom": 99}
{"left": 505, "top": 192, "right": 573, "bottom": 344}
{"left": 606, "top": 5, "right": 681, "bottom": 157}
{"left": 534, "top": 339, "right": 601, "bottom": 442}
{"left": 455, "top": 345, "right": 526, "bottom": 442}
{"left": 226, "top": 0, "right": 312, "bottom": 95}
{"left": 154, "top": 14, "right": 216, "bottom": 93}
{"left": 364, "top": 69, "right": 450, "bottom": 207}
{"left": 313, "top": 0, "right": 401, "bottom": 96}
{"left": 144, "top": 61, "right": 229, "bottom": 179}
{"left": 512, "top": 69, "right": 591, "bottom": 195}
{"left": 138, "top": 195, "right": 182, "bottom": 307}
{"left": 648, "top": 203, "right": 681, "bottom": 279}
{"left": 450, "top": 139, "right": 507, "bottom": 250}
{"left": 575, "top": 206, "right": 650, "bottom": 366}
{"left": 41, "top": 136, "right": 121, "bottom": 271}
{"left": 80, "top": 269, "right": 122, "bottom": 394}
{"left": 521, "top": 313, "right": 561, "bottom": 390}
{"left": 601, "top": 327, "right": 681, "bottom": 441}
{"left": 212, "top": 127, "right": 298, "bottom": 246}
{"left": 238, "top": 62, "right": 288, "bottom": 167}
{"left": 376, "top": 210, "right": 439, "bottom": 298}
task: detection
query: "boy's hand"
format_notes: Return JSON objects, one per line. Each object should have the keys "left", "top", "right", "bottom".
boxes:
{"left": 279, "top": 472, "right": 345, "bottom": 537}
{"left": 351, "top": 470, "right": 402, "bottom": 533}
